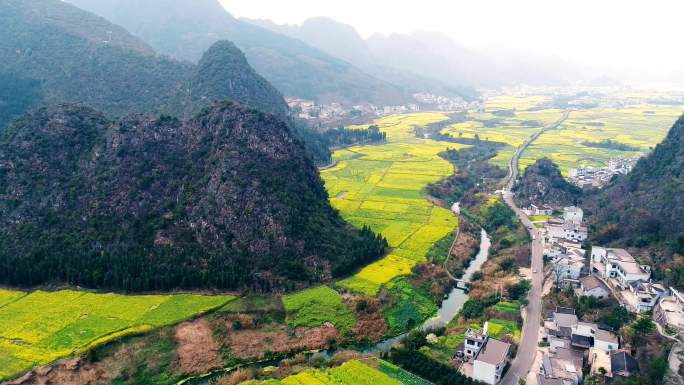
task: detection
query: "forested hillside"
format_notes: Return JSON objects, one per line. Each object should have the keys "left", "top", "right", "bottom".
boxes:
{"left": 514, "top": 158, "right": 582, "bottom": 208}
{"left": 0, "top": 0, "right": 288, "bottom": 127}
{"left": 66, "top": 0, "right": 411, "bottom": 105}
{"left": 0, "top": 103, "right": 387, "bottom": 292}
{"left": 587, "top": 116, "right": 684, "bottom": 249}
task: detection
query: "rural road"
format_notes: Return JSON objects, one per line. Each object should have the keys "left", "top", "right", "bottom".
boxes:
{"left": 499, "top": 111, "right": 569, "bottom": 385}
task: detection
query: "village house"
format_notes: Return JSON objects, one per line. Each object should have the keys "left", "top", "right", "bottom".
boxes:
{"left": 563, "top": 206, "right": 583, "bottom": 224}
{"left": 530, "top": 203, "right": 554, "bottom": 216}
{"left": 610, "top": 351, "right": 639, "bottom": 379}
{"left": 472, "top": 338, "right": 511, "bottom": 385}
{"left": 624, "top": 280, "right": 666, "bottom": 313}
{"left": 591, "top": 247, "right": 651, "bottom": 289}
{"left": 460, "top": 328, "right": 487, "bottom": 359}
{"left": 540, "top": 348, "right": 584, "bottom": 385}
{"left": 594, "top": 329, "right": 619, "bottom": 352}
{"left": 577, "top": 275, "right": 610, "bottom": 299}
{"left": 655, "top": 287, "right": 684, "bottom": 330}
{"left": 553, "top": 254, "right": 585, "bottom": 288}
{"left": 546, "top": 222, "right": 588, "bottom": 242}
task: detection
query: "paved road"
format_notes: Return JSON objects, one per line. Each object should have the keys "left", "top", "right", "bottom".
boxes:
{"left": 499, "top": 112, "right": 569, "bottom": 385}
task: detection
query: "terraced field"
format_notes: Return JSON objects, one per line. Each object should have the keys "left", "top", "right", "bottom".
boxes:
{"left": 322, "top": 113, "right": 465, "bottom": 295}
{"left": 519, "top": 105, "right": 684, "bottom": 173}
{"left": 0, "top": 290, "right": 233, "bottom": 381}
{"left": 240, "top": 359, "right": 431, "bottom": 385}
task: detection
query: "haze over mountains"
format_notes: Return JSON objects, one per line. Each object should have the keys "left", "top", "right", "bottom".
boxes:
{"left": 246, "top": 16, "right": 580, "bottom": 90}
{"left": 65, "top": 0, "right": 415, "bottom": 105}
{"left": 0, "top": 0, "right": 289, "bottom": 128}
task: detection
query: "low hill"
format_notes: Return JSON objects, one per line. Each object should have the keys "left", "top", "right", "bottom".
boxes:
{"left": 513, "top": 158, "right": 582, "bottom": 208}
{"left": 0, "top": 103, "right": 387, "bottom": 292}
{"left": 66, "top": 0, "right": 410, "bottom": 105}
{"left": 586, "top": 116, "right": 684, "bottom": 249}
{"left": 0, "top": 0, "right": 288, "bottom": 127}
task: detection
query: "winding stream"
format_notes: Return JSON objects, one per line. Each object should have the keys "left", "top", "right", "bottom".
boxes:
{"left": 184, "top": 229, "right": 491, "bottom": 385}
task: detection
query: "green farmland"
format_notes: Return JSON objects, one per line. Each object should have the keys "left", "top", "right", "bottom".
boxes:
{"left": 322, "top": 113, "right": 465, "bottom": 295}
{"left": 0, "top": 289, "right": 233, "bottom": 381}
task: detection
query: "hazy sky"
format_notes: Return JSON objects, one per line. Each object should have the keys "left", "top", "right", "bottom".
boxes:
{"left": 220, "top": 0, "right": 684, "bottom": 80}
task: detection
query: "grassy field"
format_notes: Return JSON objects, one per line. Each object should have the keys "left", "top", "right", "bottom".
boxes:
{"left": 240, "top": 359, "right": 429, "bottom": 385}
{"left": 519, "top": 105, "right": 684, "bottom": 174}
{"left": 322, "top": 113, "right": 464, "bottom": 295}
{"left": 0, "top": 290, "right": 233, "bottom": 381}
{"left": 282, "top": 286, "right": 355, "bottom": 331}
{"left": 487, "top": 319, "right": 521, "bottom": 342}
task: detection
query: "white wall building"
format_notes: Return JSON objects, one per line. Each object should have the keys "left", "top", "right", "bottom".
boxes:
{"left": 472, "top": 338, "right": 511, "bottom": 384}
{"left": 591, "top": 247, "right": 651, "bottom": 289}
{"left": 563, "top": 206, "right": 584, "bottom": 224}
{"left": 594, "top": 329, "right": 619, "bottom": 352}
{"left": 578, "top": 275, "right": 610, "bottom": 299}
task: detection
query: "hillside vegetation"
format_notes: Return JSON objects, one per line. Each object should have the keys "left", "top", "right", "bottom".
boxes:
{"left": 514, "top": 157, "right": 582, "bottom": 208}
{"left": 586, "top": 115, "right": 684, "bottom": 260}
{"left": 0, "top": 0, "right": 288, "bottom": 128}
{"left": 0, "top": 103, "right": 386, "bottom": 292}
{"left": 66, "top": 0, "right": 410, "bottom": 105}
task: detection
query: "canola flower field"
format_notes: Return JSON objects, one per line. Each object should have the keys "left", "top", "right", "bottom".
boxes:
{"left": 0, "top": 289, "right": 233, "bottom": 381}
{"left": 240, "top": 359, "right": 432, "bottom": 385}
{"left": 322, "top": 113, "right": 466, "bottom": 295}
{"left": 519, "top": 105, "right": 684, "bottom": 173}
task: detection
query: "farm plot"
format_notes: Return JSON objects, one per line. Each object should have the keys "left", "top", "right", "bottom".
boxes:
{"left": 282, "top": 286, "right": 355, "bottom": 331}
{"left": 322, "top": 113, "right": 464, "bottom": 295}
{"left": 240, "top": 359, "right": 417, "bottom": 385}
{"left": 0, "top": 290, "right": 233, "bottom": 381}
{"left": 440, "top": 105, "right": 564, "bottom": 168}
{"left": 520, "top": 105, "right": 684, "bottom": 174}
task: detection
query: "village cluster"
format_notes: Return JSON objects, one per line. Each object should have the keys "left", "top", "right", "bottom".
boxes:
{"left": 533, "top": 205, "right": 682, "bottom": 384}
{"left": 566, "top": 157, "right": 638, "bottom": 188}
{"left": 287, "top": 93, "right": 482, "bottom": 125}
{"left": 454, "top": 204, "right": 684, "bottom": 385}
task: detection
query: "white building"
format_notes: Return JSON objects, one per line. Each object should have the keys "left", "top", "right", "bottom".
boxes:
{"left": 554, "top": 255, "right": 585, "bottom": 288}
{"left": 472, "top": 338, "right": 511, "bottom": 385}
{"left": 462, "top": 328, "right": 487, "bottom": 359}
{"left": 591, "top": 247, "right": 651, "bottom": 289}
{"left": 627, "top": 281, "right": 666, "bottom": 313}
{"left": 578, "top": 275, "right": 610, "bottom": 299}
{"left": 530, "top": 203, "right": 554, "bottom": 216}
{"left": 563, "top": 206, "right": 583, "bottom": 224}
{"left": 594, "top": 329, "right": 619, "bottom": 352}
{"left": 546, "top": 222, "right": 588, "bottom": 242}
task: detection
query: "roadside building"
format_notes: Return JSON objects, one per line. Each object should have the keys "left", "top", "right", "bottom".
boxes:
{"left": 472, "top": 338, "right": 511, "bottom": 385}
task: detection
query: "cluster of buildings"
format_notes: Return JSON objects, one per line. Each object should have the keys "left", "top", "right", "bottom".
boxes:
{"left": 412, "top": 93, "right": 483, "bottom": 111}
{"left": 567, "top": 157, "right": 638, "bottom": 188}
{"left": 456, "top": 324, "right": 512, "bottom": 385}
{"left": 531, "top": 202, "right": 684, "bottom": 384}
{"left": 286, "top": 98, "right": 421, "bottom": 123}
{"left": 540, "top": 307, "right": 637, "bottom": 385}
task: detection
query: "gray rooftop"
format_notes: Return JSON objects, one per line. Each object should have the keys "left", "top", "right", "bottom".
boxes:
{"left": 554, "top": 312, "right": 579, "bottom": 328}
{"left": 475, "top": 338, "right": 510, "bottom": 365}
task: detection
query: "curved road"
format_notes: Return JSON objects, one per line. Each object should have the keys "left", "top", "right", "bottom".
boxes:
{"left": 499, "top": 111, "right": 569, "bottom": 385}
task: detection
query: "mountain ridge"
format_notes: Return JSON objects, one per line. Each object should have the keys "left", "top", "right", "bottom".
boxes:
{"left": 0, "top": 103, "right": 387, "bottom": 292}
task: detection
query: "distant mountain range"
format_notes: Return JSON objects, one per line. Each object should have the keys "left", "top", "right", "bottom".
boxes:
{"left": 246, "top": 17, "right": 578, "bottom": 91}
{"left": 65, "top": 0, "right": 417, "bottom": 105}
{"left": 0, "top": 0, "right": 288, "bottom": 128}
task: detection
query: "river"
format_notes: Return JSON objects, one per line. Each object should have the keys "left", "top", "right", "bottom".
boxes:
{"left": 182, "top": 229, "right": 491, "bottom": 384}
